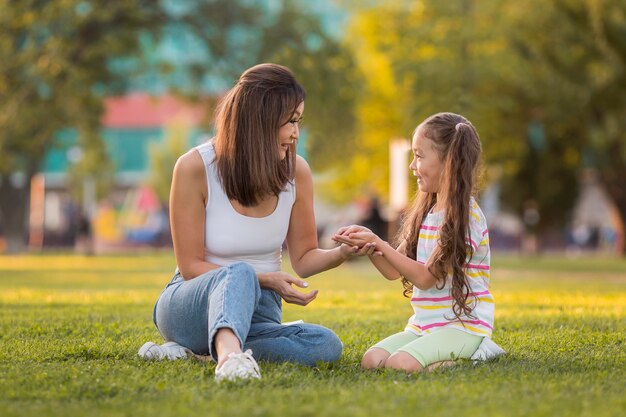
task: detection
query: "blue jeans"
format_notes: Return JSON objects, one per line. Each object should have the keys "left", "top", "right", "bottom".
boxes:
{"left": 153, "top": 262, "right": 343, "bottom": 365}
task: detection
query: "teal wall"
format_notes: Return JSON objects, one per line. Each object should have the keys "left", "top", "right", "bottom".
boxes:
{"left": 42, "top": 0, "right": 331, "bottom": 177}
{"left": 42, "top": 128, "right": 206, "bottom": 175}
{"left": 42, "top": 128, "right": 308, "bottom": 176}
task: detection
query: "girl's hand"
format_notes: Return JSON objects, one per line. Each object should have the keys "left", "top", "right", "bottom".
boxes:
{"left": 334, "top": 231, "right": 376, "bottom": 247}
{"left": 338, "top": 241, "right": 381, "bottom": 259}
{"left": 333, "top": 225, "right": 382, "bottom": 257}
{"left": 334, "top": 224, "right": 372, "bottom": 238}
{"left": 333, "top": 224, "right": 377, "bottom": 246}
{"left": 263, "top": 271, "right": 318, "bottom": 306}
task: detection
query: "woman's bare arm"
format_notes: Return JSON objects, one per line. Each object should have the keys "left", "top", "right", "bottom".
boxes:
{"left": 169, "top": 150, "right": 221, "bottom": 279}
{"left": 285, "top": 156, "right": 363, "bottom": 278}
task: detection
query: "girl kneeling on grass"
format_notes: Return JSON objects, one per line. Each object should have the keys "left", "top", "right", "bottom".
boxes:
{"left": 333, "top": 112, "right": 504, "bottom": 373}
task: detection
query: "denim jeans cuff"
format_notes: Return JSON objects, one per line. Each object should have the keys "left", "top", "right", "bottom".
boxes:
{"left": 209, "top": 322, "right": 245, "bottom": 361}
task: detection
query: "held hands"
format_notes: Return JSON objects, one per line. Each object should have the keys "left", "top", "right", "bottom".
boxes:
{"left": 263, "top": 226, "right": 382, "bottom": 306}
{"left": 266, "top": 271, "right": 319, "bottom": 306}
{"left": 332, "top": 225, "right": 382, "bottom": 257}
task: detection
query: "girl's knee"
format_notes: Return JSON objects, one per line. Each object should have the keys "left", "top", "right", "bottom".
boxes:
{"left": 361, "top": 348, "right": 390, "bottom": 369}
{"left": 385, "top": 352, "right": 424, "bottom": 373}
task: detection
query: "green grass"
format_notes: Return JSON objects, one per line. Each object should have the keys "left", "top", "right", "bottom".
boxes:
{"left": 1, "top": 253, "right": 625, "bottom": 417}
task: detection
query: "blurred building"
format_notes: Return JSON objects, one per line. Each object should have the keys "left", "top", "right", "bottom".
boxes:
{"left": 31, "top": 1, "right": 338, "bottom": 251}
{"left": 38, "top": 94, "right": 207, "bottom": 249}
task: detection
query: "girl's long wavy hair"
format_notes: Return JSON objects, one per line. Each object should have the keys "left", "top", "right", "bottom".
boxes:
{"left": 213, "top": 63, "right": 305, "bottom": 207}
{"left": 398, "top": 112, "right": 482, "bottom": 321}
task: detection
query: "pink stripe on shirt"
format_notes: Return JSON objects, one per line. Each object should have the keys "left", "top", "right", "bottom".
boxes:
{"left": 466, "top": 263, "right": 490, "bottom": 270}
{"left": 414, "top": 319, "right": 494, "bottom": 331}
{"left": 411, "top": 289, "right": 492, "bottom": 302}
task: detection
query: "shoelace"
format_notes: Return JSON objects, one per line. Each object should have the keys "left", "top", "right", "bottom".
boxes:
{"left": 218, "top": 350, "right": 260, "bottom": 378}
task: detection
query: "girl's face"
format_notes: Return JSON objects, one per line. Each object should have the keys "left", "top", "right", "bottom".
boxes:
{"left": 410, "top": 127, "right": 444, "bottom": 194}
{"left": 277, "top": 101, "right": 304, "bottom": 160}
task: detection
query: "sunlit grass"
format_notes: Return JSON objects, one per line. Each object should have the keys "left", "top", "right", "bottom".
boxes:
{"left": 1, "top": 253, "right": 625, "bottom": 417}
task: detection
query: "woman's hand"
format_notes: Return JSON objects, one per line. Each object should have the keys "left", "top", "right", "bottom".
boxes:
{"left": 259, "top": 271, "right": 319, "bottom": 306}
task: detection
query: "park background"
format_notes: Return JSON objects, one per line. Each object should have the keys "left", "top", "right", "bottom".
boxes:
{"left": 2, "top": 0, "right": 626, "bottom": 255}
{"left": 1, "top": 1, "right": 625, "bottom": 417}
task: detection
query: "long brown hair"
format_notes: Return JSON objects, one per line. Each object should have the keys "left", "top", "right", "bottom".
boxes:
{"left": 213, "top": 63, "right": 306, "bottom": 206}
{"left": 399, "top": 112, "right": 482, "bottom": 321}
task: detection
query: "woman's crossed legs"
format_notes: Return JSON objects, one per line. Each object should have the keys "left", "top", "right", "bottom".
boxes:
{"left": 155, "top": 262, "right": 342, "bottom": 367}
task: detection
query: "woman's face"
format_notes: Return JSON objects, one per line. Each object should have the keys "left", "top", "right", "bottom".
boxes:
{"left": 277, "top": 101, "right": 304, "bottom": 160}
{"left": 409, "top": 127, "right": 444, "bottom": 194}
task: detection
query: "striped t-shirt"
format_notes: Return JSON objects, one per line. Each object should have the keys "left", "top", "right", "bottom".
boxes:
{"left": 405, "top": 197, "right": 494, "bottom": 337}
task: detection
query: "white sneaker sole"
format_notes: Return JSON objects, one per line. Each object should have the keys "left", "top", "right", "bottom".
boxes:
{"left": 138, "top": 341, "right": 212, "bottom": 361}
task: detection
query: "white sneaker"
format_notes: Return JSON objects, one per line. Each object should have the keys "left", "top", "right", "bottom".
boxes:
{"left": 214, "top": 349, "right": 261, "bottom": 382}
{"left": 470, "top": 337, "right": 506, "bottom": 363}
{"left": 138, "top": 341, "right": 193, "bottom": 360}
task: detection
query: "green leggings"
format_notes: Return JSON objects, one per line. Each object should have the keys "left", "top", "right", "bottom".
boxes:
{"left": 371, "top": 328, "right": 483, "bottom": 367}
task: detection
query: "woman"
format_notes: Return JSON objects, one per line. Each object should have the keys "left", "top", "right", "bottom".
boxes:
{"left": 139, "top": 63, "right": 374, "bottom": 382}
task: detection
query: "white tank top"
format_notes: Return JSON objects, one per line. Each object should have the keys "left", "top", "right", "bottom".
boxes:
{"left": 195, "top": 140, "right": 296, "bottom": 273}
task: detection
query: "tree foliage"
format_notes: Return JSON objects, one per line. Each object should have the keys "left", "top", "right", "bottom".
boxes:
{"left": 326, "top": 1, "right": 526, "bottom": 204}
{"left": 261, "top": 3, "right": 359, "bottom": 171}
{"left": 0, "top": 0, "right": 358, "bottom": 252}
{"left": 506, "top": 0, "right": 626, "bottom": 252}
{"left": 331, "top": 0, "right": 626, "bottom": 252}
{"left": 147, "top": 122, "right": 190, "bottom": 207}
{"left": 134, "top": 1, "right": 359, "bottom": 170}
{"left": 0, "top": 0, "right": 166, "bottom": 252}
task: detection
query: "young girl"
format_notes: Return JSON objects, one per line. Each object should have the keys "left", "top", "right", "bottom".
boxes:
{"left": 333, "top": 112, "right": 503, "bottom": 372}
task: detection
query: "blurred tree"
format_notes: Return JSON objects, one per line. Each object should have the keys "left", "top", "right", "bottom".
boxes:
{"left": 167, "top": 0, "right": 359, "bottom": 170}
{"left": 147, "top": 121, "right": 190, "bottom": 207}
{"left": 64, "top": 121, "right": 116, "bottom": 214}
{"left": 0, "top": 0, "right": 358, "bottom": 253}
{"left": 326, "top": 1, "right": 508, "bottom": 204}
{"left": 488, "top": 1, "right": 585, "bottom": 243}
{"left": 330, "top": 0, "right": 625, "bottom": 251}
{"left": 504, "top": 0, "right": 626, "bottom": 253}
{"left": 260, "top": 3, "right": 359, "bottom": 171}
{"left": 318, "top": 1, "right": 412, "bottom": 204}
{"left": 0, "top": 1, "right": 166, "bottom": 253}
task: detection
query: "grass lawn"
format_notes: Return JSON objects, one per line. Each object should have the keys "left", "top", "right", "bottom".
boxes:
{"left": 1, "top": 253, "right": 625, "bottom": 417}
